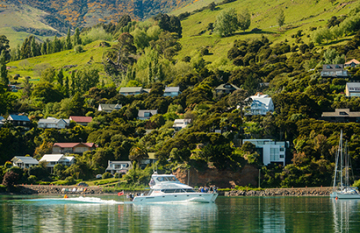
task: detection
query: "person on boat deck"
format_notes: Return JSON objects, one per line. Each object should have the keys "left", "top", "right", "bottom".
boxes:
{"left": 204, "top": 187, "right": 209, "bottom": 192}
{"left": 129, "top": 193, "right": 134, "bottom": 201}
{"left": 200, "top": 187, "right": 204, "bottom": 192}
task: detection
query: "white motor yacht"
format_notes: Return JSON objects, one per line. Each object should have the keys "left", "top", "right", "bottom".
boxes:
{"left": 132, "top": 172, "right": 218, "bottom": 203}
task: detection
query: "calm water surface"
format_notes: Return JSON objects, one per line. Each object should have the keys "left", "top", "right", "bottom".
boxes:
{"left": 0, "top": 195, "right": 359, "bottom": 232}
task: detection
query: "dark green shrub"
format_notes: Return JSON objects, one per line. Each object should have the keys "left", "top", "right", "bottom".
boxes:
{"left": 102, "top": 172, "right": 112, "bottom": 179}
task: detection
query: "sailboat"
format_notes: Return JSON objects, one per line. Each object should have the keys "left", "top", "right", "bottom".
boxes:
{"left": 330, "top": 131, "right": 360, "bottom": 199}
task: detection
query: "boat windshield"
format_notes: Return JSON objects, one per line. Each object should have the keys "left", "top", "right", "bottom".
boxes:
{"left": 156, "top": 176, "right": 179, "bottom": 182}
{"left": 161, "top": 189, "right": 196, "bottom": 193}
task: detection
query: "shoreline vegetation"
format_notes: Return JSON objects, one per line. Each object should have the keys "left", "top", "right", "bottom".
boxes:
{"left": 1, "top": 185, "right": 333, "bottom": 197}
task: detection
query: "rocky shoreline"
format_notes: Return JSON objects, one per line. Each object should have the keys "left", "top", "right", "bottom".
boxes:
{"left": 224, "top": 187, "right": 333, "bottom": 197}
{"left": 2, "top": 185, "right": 334, "bottom": 197}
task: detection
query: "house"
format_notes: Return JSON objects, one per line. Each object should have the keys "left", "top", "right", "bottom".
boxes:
{"left": 7, "top": 114, "right": 31, "bottom": 128}
{"left": 163, "top": 86, "right": 181, "bottom": 97}
{"left": 345, "top": 82, "right": 360, "bottom": 97}
{"left": 344, "top": 59, "right": 360, "bottom": 68}
{"left": 321, "top": 109, "right": 360, "bottom": 122}
{"left": 98, "top": 104, "right": 122, "bottom": 113}
{"left": 242, "top": 139, "right": 289, "bottom": 166}
{"left": 39, "top": 154, "right": 75, "bottom": 172}
{"left": 140, "top": 152, "right": 158, "bottom": 169}
{"left": 245, "top": 93, "right": 274, "bottom": 116}
{"left": 321, "top": 64, "right": 349, "bottom": 78}
{"left": 69, "top": 116, "right": 92, "bottom": 126}
{"left": 11, "top": 156, "right": 39, "bottom": 169}
{"left": 105, "top": 160, "right": 132, "bottom": 174}
{"left": 137, "top": 110, "right": 158, "bottom": 120}
{"left": 119, "top": 87, "right": 150, "bottom": 96}
{"left": 52, "top": 142, "right": 97, "bottom": 154}
{"left": 172, "top": 119, "right": 192, "bottom": 131}
{"left": 0, "top": 116, "right": 4, "bottom": 128}
{"left": 38, "top": 117, "right": 69, "bottom": 129}
{"left": 215, "top": 83, "right": 239, "bottom": 94}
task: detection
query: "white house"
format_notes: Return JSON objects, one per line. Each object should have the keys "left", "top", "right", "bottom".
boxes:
{"left": 39, "top": 154, "right": 75, "bottom": 172}
{"left": 105, "top": 160, "right": 132, "bottom": 174}
{"left": 38, "top": 117, "right": 69, "bottom": 129}
{"left": 172, "top": 119, "right": 192, "bottom": 131}
{"left": 345, "top": 83, "right": 360, "bottom": 97}
{"left": 242, "top": 139, "right": 289, "bottom": 166}
{"left": 163, "top": 86, "right": 181, "bottom": 97}
{"left": 245, "top": 93, "right": 274, "bottom": 116}
{"left": 11, "top": 156, "right": 39, "bottom": 169}
{"left": 119, "top": 87, "right": 150, "bottom": 96}
{"left": 98, "top": 104, "right": 122, "bottom": 113}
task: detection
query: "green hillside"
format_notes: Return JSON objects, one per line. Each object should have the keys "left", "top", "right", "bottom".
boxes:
{"left": 174, "top": 0, "right": 356, "bottom": 64}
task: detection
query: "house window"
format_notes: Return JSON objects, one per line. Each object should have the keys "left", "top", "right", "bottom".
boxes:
{"left": 144, "top": 112, "right": 151, "bottom": 117}
{"left": 280, "top": 154, "right": 284, "bottom": 158}
{"left": 280, "top": 147, "right": 285, "bottom": 152}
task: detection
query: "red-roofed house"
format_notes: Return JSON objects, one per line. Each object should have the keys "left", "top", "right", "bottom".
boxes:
{"left": 69, "top": 116, "right": 93, "bottom": 126}
{"left": 52, "top": 142, "right": 97, "bottom": 154}
{"left": 345, "top": 59, "right": 360, "bottom": 68}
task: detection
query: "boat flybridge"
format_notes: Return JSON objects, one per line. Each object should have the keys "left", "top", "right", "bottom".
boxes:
{"left": 132, "top": 172, "right": 218, "bottom": 203}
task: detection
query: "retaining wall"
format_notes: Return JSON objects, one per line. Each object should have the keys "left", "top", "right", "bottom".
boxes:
{"left": 224, "top": 187, "right": 333, "bottom": 197}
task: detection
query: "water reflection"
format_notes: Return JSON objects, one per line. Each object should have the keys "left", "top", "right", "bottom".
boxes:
{"left": 332, "top": 199, "right": 360, "bottom": 233}
{"left": 132, "top": 203, "right": 218, "bottom": 232}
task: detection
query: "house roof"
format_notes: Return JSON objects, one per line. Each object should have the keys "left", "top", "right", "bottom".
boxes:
{"left": 215, "top": 83, "right": 239, "bottom": 91}
{"left": 345, "top": 59, "right": 360, "bottom": 65}
{"left": 322, "top": 109, "right": 360, "bottom": 117}
{"left": 12, "top": 156, "right": 39, "bottom": 164}
{"left": 164, "top": 86, "right": 180, "bottom": 92}
{"left": 8, "top": 114, "right": 30, "bottom": 122}
{"left": 38, "top": 118, "right": 66, "bottom": 124}
{"left": 0, "top": 116, "right": 4, "bottom": 121}
{"left": 53, "top": 142, "right": 96, "bottom": 148}
{"left": 119, "top": 87, "right": 143, "bottom": 93}
{"left": 138, "top": 110, "right": 158, "bottom": 118}
{"left": 40, "top": 154, "right": 64, "bottom": 162}
{"left": 98, "top": 104, "right": 122, "bottom": 111}
{"left": 346, "top": 82, "right": 360, "bottom": 92}
{"left": 250, "top": 95, "right": 272, "bottom": 106}
{"left": 63, "top": 156, "right": 75, "bottom": 162}
{"left": 69, "top": 116, "right": 92, "bottom": 123}
{"left": 322, "top": 64, "right": 344, "bottom": 71}
{"left": 174, "top": 119, "right": 192, "bottom": 124}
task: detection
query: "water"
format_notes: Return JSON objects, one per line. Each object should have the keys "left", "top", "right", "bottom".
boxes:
{"left": 0, "top": 195, "right": 360, "bottom": 232}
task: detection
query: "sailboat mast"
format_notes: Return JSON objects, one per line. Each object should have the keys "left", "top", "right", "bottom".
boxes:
{"left": 340, "top": 131, "right": 343, "bottom": 190}
{"left": 333, "top": 131, "right": 341, "bottom": 191}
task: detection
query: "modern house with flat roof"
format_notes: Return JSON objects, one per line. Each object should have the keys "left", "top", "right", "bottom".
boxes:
{"left": 163, "top": 86, "right": 181, "bottom": 97}
{"left": 173, "top": 119, "right": 192, "bottom": 131}
{"left": 98, "top": 104, "right": 122, "bottom": 113}
{"left": 11, "top": 156, "right": 39, "bottom": 169}
{"left": 345, "top": 83, "right": 360, "bottom": 97}
{"left": 137, "top": 110, "right": 158, "bottom": 120}
{"left": 105, "top": 161, "right": 132, "bottom": 175}
{"left": 243, "top": 139, "right": 289, "bottom": 166}
{"left": 321, "top": 64, "right": 349, "bottom": 78}
{"left": 321, "top": 109, "right": 360, "bottom": 122}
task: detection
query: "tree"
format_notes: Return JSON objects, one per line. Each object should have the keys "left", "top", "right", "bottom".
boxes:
{"left": 57, "top": 69, "right": 64, "bottom": 86}
{"left": 129, "top": 145, "right": 147, "bottom": 163}
{"left": 0, "top": 35, "right": 10, "bottom": 59}
{"left": 0, "top": 50, "right": 8, "bottom": 85}
{"left": 66, "top": 28, "right": 72, "bottom": 50}
{"left": 116, "top": 15, "right": 132, "bottom": 32}
{"left": 73, "top": 28, "right": 82, "bottom": 46}
{"left": 214, "top": 8, "right": 239, "bottom": 37}
{"left": 277, "top": 9, "right": 285, "bottom": 29}
{"left": 41, "top": 67, "right": 56, "bottom": 83}
{"left": 2, "top": 171, "right": 19, "bottom": 191}
{"left": 238, "top": 9, "right": 251, "bottom": 32}
{"left": 31, "top": 82, "right": 64, "bottom": 103}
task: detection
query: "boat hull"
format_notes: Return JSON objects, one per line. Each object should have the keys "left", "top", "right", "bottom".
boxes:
{"left": 133, "top": 193, "right": 218, "bottom": 203}
{"left": 330, "top": 191, "right": 360, "bottom": 199}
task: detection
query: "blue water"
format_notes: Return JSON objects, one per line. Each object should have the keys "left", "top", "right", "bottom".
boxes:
{"left": 0, "top": 195, "right": 359, "bottom": 232}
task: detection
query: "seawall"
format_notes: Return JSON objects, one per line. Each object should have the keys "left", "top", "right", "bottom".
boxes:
{"left": 15, "top": 185, "right": 333, "bottom": 197}
{"left": 224, "top": 187, "right": 333, "bottom": 197}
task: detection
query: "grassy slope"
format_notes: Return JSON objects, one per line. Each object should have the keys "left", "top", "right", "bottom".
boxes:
{"left": 174, "top": 0, "right": 356, "bottom": 64}
{"left": 0, "top": 4, "right": 58, "bottom": 48}
{"left": 7, "top": 40, "right": 114, "bottom": 84}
